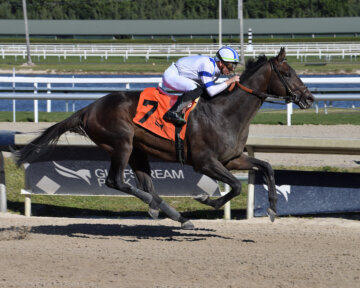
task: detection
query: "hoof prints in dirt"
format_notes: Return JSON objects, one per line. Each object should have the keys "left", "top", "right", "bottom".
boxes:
{"left": 0, "top": 226, "right": 30, "bottom": 241}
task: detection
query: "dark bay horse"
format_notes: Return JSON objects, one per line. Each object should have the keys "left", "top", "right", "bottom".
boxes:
{"left": 15, "top": 48, "right": 314, "bottom": 229}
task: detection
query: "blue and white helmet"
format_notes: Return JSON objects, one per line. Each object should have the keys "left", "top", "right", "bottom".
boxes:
{"left": 215, "top": 46, "right": 240, "bottom": 63}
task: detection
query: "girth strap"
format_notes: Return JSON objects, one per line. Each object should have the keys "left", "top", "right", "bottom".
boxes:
{"left": 175, "top": 125, "right": 185, "bottom": 165}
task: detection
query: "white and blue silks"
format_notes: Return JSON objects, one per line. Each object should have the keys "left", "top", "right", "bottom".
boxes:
{"left": 162, "top": 55, "right": 227, "bottom": 97}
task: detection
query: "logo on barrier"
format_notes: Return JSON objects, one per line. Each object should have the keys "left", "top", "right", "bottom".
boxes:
{"left": 26, "top": 146, "right": 221, "bottom": 196}
{"left": 255, "top": 170, "right": 360, "bottom": 217}
{"left": 263, "top": 184, "right": 291, "bottom": 202}
{"left": 49, "top": 162, "right": 189, "bottom": 189}
{"left": 53, "top": 161, "right": 91, "bottom": 185}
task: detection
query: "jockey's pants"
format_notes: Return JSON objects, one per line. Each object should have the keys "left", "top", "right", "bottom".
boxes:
{"left": 162, "top": 63, "right": 199, "bottom": 93}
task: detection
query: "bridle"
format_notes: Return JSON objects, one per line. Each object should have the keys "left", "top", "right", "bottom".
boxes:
{"left": 228, "top": 58, "right": 304, "bottom": 105}
{"left": 269, "top": 59, "right": 303, "bottom": 104}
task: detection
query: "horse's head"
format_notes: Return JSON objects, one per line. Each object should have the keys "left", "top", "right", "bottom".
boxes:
{"left": 268, "top": 47, "right": 314, "bottom": 109}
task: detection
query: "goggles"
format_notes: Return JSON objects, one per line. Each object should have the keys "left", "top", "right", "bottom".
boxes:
{"left": 223, "top": 61, "right": 237, "bottom": 71}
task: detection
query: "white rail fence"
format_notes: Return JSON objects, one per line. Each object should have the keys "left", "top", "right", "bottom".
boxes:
{"left": 1, "top": 43, "right": 360, "bottom": 61}
{"left": 0, "top": 76, "right": 359, "bottom": 124}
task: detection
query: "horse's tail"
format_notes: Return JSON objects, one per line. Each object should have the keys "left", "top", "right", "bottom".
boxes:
{"left": 15, "top": 106, "right": 88, "bottom": 166}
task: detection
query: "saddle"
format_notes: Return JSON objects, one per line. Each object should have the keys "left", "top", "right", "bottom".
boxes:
{"left": 133, "top": 87, "right": 197, "bottom": 142}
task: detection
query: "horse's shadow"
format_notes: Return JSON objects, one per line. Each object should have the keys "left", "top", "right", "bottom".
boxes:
{"left": 29, "top": 223, "right": 232, "bottom": 242}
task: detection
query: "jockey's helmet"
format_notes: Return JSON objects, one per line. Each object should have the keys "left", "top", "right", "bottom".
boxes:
{"left": 215, "top": 46, "right": 239, "bottom": 71}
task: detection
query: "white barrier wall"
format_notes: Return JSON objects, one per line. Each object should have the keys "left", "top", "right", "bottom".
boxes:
{"left": 14, "top": 132, "right": 360, "bottom": 218}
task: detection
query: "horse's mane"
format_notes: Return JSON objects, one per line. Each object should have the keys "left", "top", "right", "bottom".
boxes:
{"left": 240, "top": 54, "right": 268, "bottom": 82}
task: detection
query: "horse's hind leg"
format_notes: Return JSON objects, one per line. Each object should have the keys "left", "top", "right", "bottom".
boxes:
{"left": 128, "top": 148, "right": 160, "bottom": 219}
{"left": 106, "top": 144, "right": 193, "bottom": 229}
{"left": 106, "top": 150, "right": 154, "bottom": 206}
{"left": 97, "top": 131, "right": 156, "bottom": 211}
{"left": 129, "top": 148, "right": 194, "bottom": 229}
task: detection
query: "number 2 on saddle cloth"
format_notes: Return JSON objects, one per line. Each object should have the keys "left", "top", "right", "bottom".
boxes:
{"left": 133, "top": 87, "right": 198, "bottom": 141}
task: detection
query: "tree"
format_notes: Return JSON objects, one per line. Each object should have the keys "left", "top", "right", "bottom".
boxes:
{"left": 0, "top": 2, "right": 14, "bottom": 19}
{"left": 0, "top": 0, "right": 358, "bottom": 20}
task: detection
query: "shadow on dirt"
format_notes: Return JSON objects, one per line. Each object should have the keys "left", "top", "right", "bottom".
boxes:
{"left": 8, "top": 200, "right": 360, "bottom": 222}
{"left": 29, "top": 223, "right": 233, "bottom": 242}
{"left": 7, "top": 201, "right": 248, "bottom": 220}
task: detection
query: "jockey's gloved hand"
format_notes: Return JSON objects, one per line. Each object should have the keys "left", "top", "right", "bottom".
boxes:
{"left": 226, "top": 75, "right": 240, "bottom": 86}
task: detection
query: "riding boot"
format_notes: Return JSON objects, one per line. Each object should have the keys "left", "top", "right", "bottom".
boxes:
{"left": 163, "top": 86, "right": 203, "bottom": 126}
{"left": 163, "top": 96, "right": 188, "bottom": 126}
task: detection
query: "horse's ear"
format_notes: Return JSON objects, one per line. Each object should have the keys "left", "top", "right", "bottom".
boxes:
{"left": 276, "top": 47, "right": 286, "bottom": 62}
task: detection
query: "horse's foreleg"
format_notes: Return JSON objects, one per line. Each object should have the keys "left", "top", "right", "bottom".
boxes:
{"left": 226, "top": 154, "right": 277, "bottom": 221}
{"left": 193, "top": 158, "right": 242, "bottom": 210}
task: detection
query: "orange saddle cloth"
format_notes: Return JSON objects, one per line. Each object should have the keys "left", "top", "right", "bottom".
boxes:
{"left": 133, "top": 87, "right": 196, "bottom": 141}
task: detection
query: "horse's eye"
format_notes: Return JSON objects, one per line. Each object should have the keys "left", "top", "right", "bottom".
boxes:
{"left": 284, "top": 71, "right": 291, "bottom": 77}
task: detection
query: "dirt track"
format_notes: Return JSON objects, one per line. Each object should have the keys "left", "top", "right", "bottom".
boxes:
{"left": 0, "top": 123, "right": 360, "bottom": 287}
{"left": 0, "top": 214, "right": 359, "bottom": 288}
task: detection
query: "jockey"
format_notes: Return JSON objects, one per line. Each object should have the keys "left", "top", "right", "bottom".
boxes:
{"left": 162, "top": 46, "right": 240, "bottom": 125}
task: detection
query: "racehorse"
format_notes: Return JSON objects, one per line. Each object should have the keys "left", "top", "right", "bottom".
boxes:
{"left": 15, "top": 48, "right": 314, "bottom": 229}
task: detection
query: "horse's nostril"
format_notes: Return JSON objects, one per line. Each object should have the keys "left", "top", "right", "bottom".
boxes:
{"left": 306, "top": 99, "right": 313, "bottom": 108}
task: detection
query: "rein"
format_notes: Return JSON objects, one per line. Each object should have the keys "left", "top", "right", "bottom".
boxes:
{"left": 228, "top": 82, "right": 285, "bottom": 105}
{"left": 228, "top": 81, "right": 267, "bottom": 99}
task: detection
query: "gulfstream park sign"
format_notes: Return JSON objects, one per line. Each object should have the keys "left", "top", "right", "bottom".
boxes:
{"left": 98, "top": 168, "right": 185, "bottom": 186}
{"left": 54, "top": 162, "right": 186, "bottom": 188}
{"left": 24, "top": 146, "right": 221, "bottom": 197}
{"left": 56, "top": 163, "right": 187, "bottom": 189}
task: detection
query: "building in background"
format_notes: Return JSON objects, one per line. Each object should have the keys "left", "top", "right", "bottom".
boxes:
{"left": 0, "top": 17, "right": 359, "bottom": 40}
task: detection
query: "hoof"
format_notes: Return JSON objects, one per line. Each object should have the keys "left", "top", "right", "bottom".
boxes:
{"left": 267, "top": 208, "right": 277, "bottom": 223}
{"left": 194, "top": 193, "right": 209, "bottom": 205}
{"left": 148, "top": 208, "right": 159, "bottom": 219}
{"left": 181, "top": 220, "right": 195, "bottom": 230}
